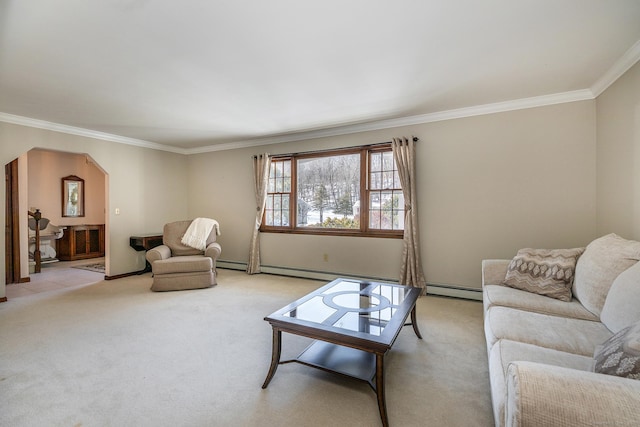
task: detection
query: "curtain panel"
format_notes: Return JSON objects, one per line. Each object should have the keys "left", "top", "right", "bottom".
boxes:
{"left": 392, "top": 137, "right": 427, "bottom": 292}
{"left": 247, "top": 153, "right": 271, "bottom": 274}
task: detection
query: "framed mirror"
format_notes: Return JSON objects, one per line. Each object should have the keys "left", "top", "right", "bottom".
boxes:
{"left": 62, "top": 175, "right": 85, "bottom": 217}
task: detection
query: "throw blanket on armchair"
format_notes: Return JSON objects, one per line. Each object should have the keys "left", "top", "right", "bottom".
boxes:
{"left": 181, "top": 218, "right": 220, "bottom": 251}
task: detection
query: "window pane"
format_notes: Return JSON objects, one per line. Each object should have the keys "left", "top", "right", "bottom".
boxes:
{"left": 383, "top": 171, "right": 394, "bottom": 189}
{"left": 275, "top": 173, "right": 283, "bottom": 193}
{"left": 382, "top": 151, "right": 394, "bottom": 170}
{"left": 297, "top": 153, "right": 360, "bottom": 229}
{"left": 366, "top": 150, "right": 404, "bottom": 231}
{"left": 370, "top": 171, "right": 382, "bottom": 190}
{"left": 283, "top": 160, "right": 291, "bottom": 193}
{"left": 283, "top": 160, "right": 291, "bottom": 178}
{"left": 371, "top": 152, "right": 382, "bottom": 172}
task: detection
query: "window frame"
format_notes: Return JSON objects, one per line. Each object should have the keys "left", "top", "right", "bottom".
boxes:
{"left": 260, "top": 144, "right": 404, "bottom": 239}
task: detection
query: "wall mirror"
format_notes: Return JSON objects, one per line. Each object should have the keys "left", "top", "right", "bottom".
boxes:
{"left": 62, "top": 175, "right": 85, "bottom": 217}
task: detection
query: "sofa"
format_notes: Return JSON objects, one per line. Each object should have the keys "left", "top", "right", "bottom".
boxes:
{"left": 482, "top": 233, "right": 640, "bottom": 427}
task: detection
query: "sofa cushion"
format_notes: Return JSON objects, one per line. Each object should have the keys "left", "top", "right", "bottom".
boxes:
{"left": 482, "top": 259, "right": 511, "bottom": 286}
{"left": 484, "top": 306, "right": 612, "bottom": 356}
{"left": 152, "top": 255, "right": 213, "bottom": 275}
{"left": 600, "top": 261, "right": 640, "bottom": 333}
{"left": 593, "top": 321, "right": 640, "bottom": 380}
{"left": 483, "top": 285, "right": 598, "bottom": 321}
{"left": 503, "top": 248, "right": 584, "bottom": 301}
{"left": 163, "top": 220, "right": 217, "bottom": 256}
{"left": 489, "top": 339, "right": 593, "bottom": 427}
{"left": 506, "top": 362, "right": 640, "bottom": 427}
{"left": 150, "top": 271, "right": 214, "bottom": 292}
{"left": 573, "top": 234, "right": 640, "bottom": 317}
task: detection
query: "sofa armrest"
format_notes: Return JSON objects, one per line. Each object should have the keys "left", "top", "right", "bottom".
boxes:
{"left": 506, "top": 361, "right": 640, "bottom": 427}
{"left": 482, "top": 259, "right": 510, "bottom": 286}
{"left": 205, "top": 242, "right": 222, "bottom": 264}
{"left": 146, "top": 245, "right": 171, "bottom": 264}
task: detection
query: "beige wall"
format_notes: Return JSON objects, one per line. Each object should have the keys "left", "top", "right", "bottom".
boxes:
{"left": 28, "top": 149, "right": 106, "bottom": 226}
{"left": 0, "top": 122, "right": 189, "bottom": 298}
{"left": 188, "top": 100, "right": 597, "bottom": 289}
{"left": 8, "top": 64, "right": 638, "bottom": 298}
{"left": 596, "top": 61, "right": 640, "bottom": 240}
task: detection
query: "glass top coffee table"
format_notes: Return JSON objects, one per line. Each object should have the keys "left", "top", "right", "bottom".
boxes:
{"left": 262, "top": 278, "right": 422, "bottom": 427}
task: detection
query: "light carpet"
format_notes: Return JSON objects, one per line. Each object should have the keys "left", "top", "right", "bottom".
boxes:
{"left": 0, "top": 269, "right": 492, "bottom": 426}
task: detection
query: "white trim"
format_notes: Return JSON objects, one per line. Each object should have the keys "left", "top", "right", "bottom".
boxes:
{"left": 426, "top": 284, "right": 483, "bottom": 301}
{"left": 0, "top": 89, "right": 595, "bottom": 156}
{"left": 184, "top": 89, "right": 594, "bottom": 154}
{"left": 4, "top": 31, "right": 640, "bottom": 155}
{"left": 591, "top": 39, "right": 640, "bottom": 97}
{"left": 3, "top": 63, "right": 635, "bottom": 156}
{"left": 0, "top": 112, "right": 187, "bottom": 154}
{"left": 216, "top": 260, "right": 482, "bottom": 301}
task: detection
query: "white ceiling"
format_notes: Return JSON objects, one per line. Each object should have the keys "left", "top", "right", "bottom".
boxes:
{"left": 1, "top": 1, "right": 640, "bottom": 153}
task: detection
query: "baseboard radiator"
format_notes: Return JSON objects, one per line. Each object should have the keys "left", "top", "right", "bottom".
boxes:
{"left": 217, "top": 260, "right": 482, "bottom": 301}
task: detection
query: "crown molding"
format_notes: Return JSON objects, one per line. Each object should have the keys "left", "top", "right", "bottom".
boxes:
{"left": 591, "top": 39, "right": 640, "bottom": 97}
{"left": 5, "top": 34, "right": 639, "bottom": 156}
{"left": 0, "top": 112, "right": 187, "bottom": 154}
{"left": 1, "top": 86, "right": 595, "bottom": 157}
{"left": 186, "top": 89, "right": 595, "bottom": 154}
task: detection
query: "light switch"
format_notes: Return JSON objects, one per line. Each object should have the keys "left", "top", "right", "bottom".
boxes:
{"left": 115, "top": 208, "right": 120, "bottom": 215}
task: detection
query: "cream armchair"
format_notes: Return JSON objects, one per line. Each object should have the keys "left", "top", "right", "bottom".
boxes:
{"left": 146, "top": 220, "right": 222, "bottom": 291}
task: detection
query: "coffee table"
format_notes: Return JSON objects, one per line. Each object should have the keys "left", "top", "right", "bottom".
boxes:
{"left": 262, "top": 278, "right": 422, "bottom": 427}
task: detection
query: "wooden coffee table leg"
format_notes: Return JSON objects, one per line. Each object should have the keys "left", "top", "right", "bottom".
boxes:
{"left": 262, "top": 328, "right": 282, "bottom": 389}
{"left": 410, "top": 306, "right": 423, "bottom": 339}
{"left": 375, "top": 353, "right": 389, "bottom": 427}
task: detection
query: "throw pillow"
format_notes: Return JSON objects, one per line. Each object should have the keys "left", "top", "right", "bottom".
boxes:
{"left": 503, "top": 247, "right": 585, "bottom": 301}
{"left": 600, "top": 260, "right": 640, "bottom": 333}
{"left": 573, "top": 233, "right": 640, "bottom": 317}
{"left": 593, "top": 321, "right": 640, "bottom": 380}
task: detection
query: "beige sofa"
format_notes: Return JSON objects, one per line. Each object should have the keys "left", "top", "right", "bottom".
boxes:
{"left": 146, "top": 220, "right": 222, "bottom": 291}
{"left": 482, "top": 234, "right": 640, "bottom": 427}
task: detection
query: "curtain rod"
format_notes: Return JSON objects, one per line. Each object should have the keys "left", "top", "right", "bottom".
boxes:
{"left": 254, "top": 136, "right": 419, "bottom": 159}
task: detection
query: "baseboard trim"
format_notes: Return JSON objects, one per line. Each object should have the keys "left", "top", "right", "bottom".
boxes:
{"left": 105, "top": 273, "right": 131, "bottom": 281}
{"left": 216, "top": 260, "right": 483, "bottom": 301}
{"left": 426, "top": 283, "right": 483, "bottom": 301}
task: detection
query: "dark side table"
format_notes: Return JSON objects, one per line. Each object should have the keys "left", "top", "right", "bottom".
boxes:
{"left": 129, "top": 234, "right": 163, "bottom": 273}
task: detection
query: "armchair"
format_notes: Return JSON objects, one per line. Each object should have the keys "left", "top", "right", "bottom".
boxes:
{"left": 146, "top": 219, "right": 222, "bottom": 291}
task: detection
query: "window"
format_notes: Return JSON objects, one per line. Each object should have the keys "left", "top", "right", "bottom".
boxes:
{"left": 265, "top": 159, "right": 291, "bottom": 227}
{"left": 261, "top": 145, "right": 404, "bottom": 238}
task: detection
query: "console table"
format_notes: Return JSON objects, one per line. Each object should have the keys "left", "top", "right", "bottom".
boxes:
{"left": 129, "top": 233, "right": 163, "bottom": 273}
{"left": 129, "top": 234, "right": 163, "bottom": 252}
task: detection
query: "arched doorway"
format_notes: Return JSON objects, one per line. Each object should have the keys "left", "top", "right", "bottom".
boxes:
{"left": 4, "top": 148, "right": 108, "bottom": 293}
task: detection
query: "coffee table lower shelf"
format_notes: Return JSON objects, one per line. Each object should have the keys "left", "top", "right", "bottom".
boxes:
{"left": 292, "top": 341, "right": 377, "bottom": 389}
{"left": 261, "top": 278, "right": 422, "bottom": 427}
